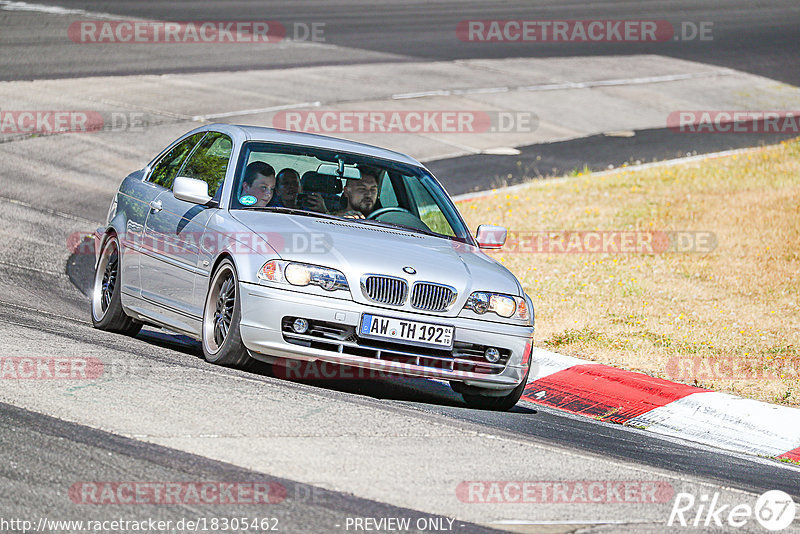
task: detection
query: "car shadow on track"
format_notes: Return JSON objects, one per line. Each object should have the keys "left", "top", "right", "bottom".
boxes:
{"left": 267, "top": 360, "right": 536, "bottom": 414}
{"left": 68, "top": 240, "right": 533, "bottom": 413}
{"left": 66, "top": 235, "right": 96, "bottom": 298}
{"left": 135, "top": 325, "right": 536, "bottom": 413}
{"left": 272, "top": 359, "right": 465, "bottom": 406}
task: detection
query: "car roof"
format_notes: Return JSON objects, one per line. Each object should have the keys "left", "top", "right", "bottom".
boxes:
{"left": 211, "top": 124, "right": 423, "bottom": 168}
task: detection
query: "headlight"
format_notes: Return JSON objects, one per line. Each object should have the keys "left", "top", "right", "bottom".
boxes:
{"left": 285, "top": 263, "right": 312, "bottom": 286}
{"left": 464, "top": 291, "right": 530, "bottom": 321}
{"left": 490, "top": 294, "right": 516, "bottom": 317}
{"left": 258, "top": 260, "right": 349, "bottom": 292}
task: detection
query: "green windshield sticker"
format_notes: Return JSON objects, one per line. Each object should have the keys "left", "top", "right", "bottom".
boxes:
{"left": 240, "top": 195, "right": 257, "bottom": 206}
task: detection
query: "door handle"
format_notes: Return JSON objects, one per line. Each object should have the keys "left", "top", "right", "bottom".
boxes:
{"left": 149, "top": 200, "right": 163, "bottom": 212}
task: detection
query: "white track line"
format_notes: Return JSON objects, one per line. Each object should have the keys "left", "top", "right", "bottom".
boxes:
{"left": 393, "top": 71, "right": 732, "bottom": 100}
{"left": 192, "top": 101, "right": 321, "bottom": 122}
{"left": 0, "top": 0, "right": 120, "bottom": 19}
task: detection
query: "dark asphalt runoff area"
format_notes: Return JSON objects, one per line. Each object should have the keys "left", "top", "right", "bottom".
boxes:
{"left": 429, "top": 126, "right": 800, "bottom": 195}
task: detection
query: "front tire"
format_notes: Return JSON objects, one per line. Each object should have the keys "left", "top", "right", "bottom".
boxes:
{"left": 202, "top": 259, "right": 252, "bottom": 368}
{"left": 91, "top": 234, "right": 142, "bottom": 336}
{"left": 459, "top": 365, "right": 531, "bottom": 411}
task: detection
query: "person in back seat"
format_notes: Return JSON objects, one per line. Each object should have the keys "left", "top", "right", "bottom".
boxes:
{"left": 268, "top": 168, "right": 300, "bottom": 208}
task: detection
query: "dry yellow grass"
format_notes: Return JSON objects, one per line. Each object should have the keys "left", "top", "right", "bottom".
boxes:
{"left": 457, "top": 140, "right": 800, "bottom": 406}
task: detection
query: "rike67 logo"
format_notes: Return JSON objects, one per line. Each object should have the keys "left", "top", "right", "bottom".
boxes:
{"left": 668, "top": 490, "right": 796, "bottom": 531}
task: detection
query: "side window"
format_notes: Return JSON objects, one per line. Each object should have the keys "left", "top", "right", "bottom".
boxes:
{"left": 148, "top": 133, "right": 204, "bottom": 189}
{"left": 179, "top": 132, "right": 233, "bottom": 197}
{"left": 403, "top": 176, "right": 455, "bottom": 236}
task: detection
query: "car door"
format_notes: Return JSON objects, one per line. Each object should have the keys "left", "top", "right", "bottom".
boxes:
{"left": 140, "top": 131, "right": 233, "bottom": 326}
{"left": 123, "top": 132, "right": 204, "bottom": 298}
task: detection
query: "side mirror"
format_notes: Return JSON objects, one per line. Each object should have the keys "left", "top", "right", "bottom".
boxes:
{"left": 173, "top": 176, "right": 213, "bottom": 205}
{"left": 476, "top": 224, "right": 507, "bottom": 249}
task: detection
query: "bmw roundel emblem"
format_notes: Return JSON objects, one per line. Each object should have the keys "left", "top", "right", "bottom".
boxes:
{"left": 403, "top": 266, "right": 416, "bottom": 275}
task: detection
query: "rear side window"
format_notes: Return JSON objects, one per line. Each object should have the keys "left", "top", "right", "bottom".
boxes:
{"left": 148, "top": 133, "right": 204, "bottom": 189}
{"left": 179, "top": 132, "right": 233, "bottom": 197}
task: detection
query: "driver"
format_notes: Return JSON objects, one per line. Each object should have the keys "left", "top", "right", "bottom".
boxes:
{"left": 336, "top": 167, "right": 380, "bottom": 219}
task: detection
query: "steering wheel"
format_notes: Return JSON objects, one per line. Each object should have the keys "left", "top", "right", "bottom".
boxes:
{"left": 367, "top": 207, "right": 413, "bottom": 220}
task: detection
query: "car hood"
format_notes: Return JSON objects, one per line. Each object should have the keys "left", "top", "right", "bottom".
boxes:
{"left": 230, "top": 211, "right": 522, "bottom": 313}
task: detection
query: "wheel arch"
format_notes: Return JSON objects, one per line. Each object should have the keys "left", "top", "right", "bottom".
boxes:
{"left": 208, "top": 252, "right": 236, "bottom": 287}
{"left": 94, "top": 225, "right": 120, "bottom": 269}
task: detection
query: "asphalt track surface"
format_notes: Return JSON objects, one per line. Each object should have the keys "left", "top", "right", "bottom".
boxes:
{"left": 2, "top": 1, "right": 800, "bottom": 532}
{"left": 4, "top": 287, "right": 800, "bottom": 528}
{"left": 0, "top": 401, "right": 502, "bottom": 533}
{"left": 4, "top": 0, "right": 800, "bottom": 87}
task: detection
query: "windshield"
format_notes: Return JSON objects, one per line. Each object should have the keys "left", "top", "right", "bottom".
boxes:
{"left": 230, "top": 141, "right": 472, "bottom": 243}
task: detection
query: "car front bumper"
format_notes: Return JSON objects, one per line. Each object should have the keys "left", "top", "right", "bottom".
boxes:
{"left": 238, "top": 281, "right": 534, "bottom": 391}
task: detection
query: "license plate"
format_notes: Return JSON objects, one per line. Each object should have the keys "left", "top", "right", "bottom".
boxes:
{"left": 359, "top": 314, "right": 454, "bottom": 349}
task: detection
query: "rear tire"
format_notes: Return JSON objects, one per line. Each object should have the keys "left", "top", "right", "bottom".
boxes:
{"left": 91, "top": 234, "right": 142, "bottom": 336}
{"left": 460, "top": 365, "right": 531, "bottom": 411}
{"left": 202, "top": 259, "right": 252, "bottom": 368}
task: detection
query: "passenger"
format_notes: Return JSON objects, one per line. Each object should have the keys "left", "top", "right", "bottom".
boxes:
{"left": 302, "top": 190, "right": 330, "bottom": 213}
{"left": 269, "top": 168, "right": 300, "bottom": 208}
{"left": 298, "top": 171, "right": 332, "bottom": 214}
{"left": 336, "top": 167, "right": 380, "bottom": 219}
{"left": 241, "top": 162, "right": 276, "bottom": 207}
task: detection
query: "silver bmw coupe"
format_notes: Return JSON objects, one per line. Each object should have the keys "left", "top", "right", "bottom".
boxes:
{"left": 92, "top": 124, "right": 534, "bottom": 410}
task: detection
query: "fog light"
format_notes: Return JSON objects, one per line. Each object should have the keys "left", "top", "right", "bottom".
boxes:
{"left": 484, "top": 347, "right": 501, "bottom": 363}
{"left": 292, "top": 318, "right": 309, "bottom": 334}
